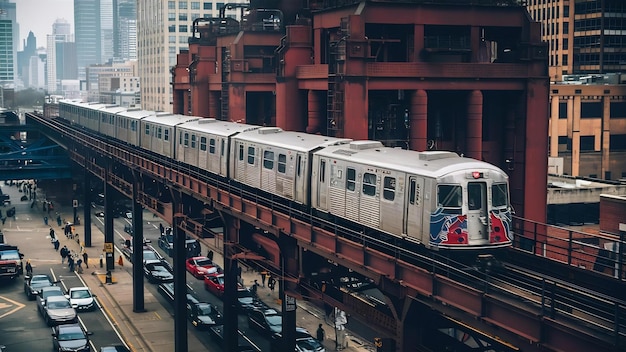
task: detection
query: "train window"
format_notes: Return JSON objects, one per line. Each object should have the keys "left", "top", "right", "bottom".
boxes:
{"left": 248, "top": 146, "right": 255, "bottom": 165}
{"left": 468, "top": 183, "right": 485, "bottom": 210}
{"left": 363, "top": 173, "right": 376, "bottom": 196}
{"left": 296, "top": 155, "right": 301, "bottom": 176}
{"left": 191, "top": 135, "right": 196, "bottom": 148}
{"left": 200, "top": 137, "right": 207, "bottom": 151}
{"left": 263, "top": 150, "right": 274, "bottom": 169}
{"left": 145, "top": 124, "right": 150, "bottom": 135}
{"left": 383, "top": 177, "right": 395, "bottom": 201}
{"left": 409, "top": 179, "right": 416, "bottom": 205}
{"left": 221, "top": 140, "right": 225, "bottom": 156}
{"left": 157, "top": 127, "right": 162, "bottom": 139}
{"left": 278, "top": 154, "right": 286, "bottom": 173}
{"left": 438, "top": 185, "right": 462, "bottom": 208}
{"left": 239, "top": 144, "right": 244, "bottom": 161}
{"left": 492, "top": 183, "right": 508, "bottom": 207}
{"left": 320, "top": 160, "right": 326, "bottom": 182}
{"left": 131, "top": 121, "right": 136, "bottom": 132}
{"left": 164, "top": 129, "right": 169, "bottom": 141}
{"left": 184, "top": 132, "right": 189, "bottom": 147}
{"left": 209, "top": 138, "right": 216, "bottom": 154}
{"left": 346, "top": 168, "right": 356, "bottom": 191}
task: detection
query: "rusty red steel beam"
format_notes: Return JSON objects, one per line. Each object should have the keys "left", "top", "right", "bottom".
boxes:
{"left": 36, "top": 114, "right": 616, "bottom": 352}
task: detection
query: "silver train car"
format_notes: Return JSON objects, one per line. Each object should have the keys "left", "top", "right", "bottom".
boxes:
{"left": 57, "top": 100, "right": 513, "bottom": 251}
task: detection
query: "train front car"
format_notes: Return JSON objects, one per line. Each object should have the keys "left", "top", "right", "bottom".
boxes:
{"left": 429, "top": 157, "right": 513, "bottom": 250}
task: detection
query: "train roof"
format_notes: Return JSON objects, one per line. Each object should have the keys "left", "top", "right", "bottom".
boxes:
{"left": 141, "top": 113, "right": 200, "bottom": 126}
{"left": 117, "top": 108, "right": 154, "bottom": 119}
{"left": 177, "top": 118, "right": 260, "bottom": 137}
{"left": 316, "top": 141, "right": 507, "bottom": 179}
{"left": 233, "top": 127, "right": 352, "bottom": 152}
{"left": 98, "top": 105, "right": 127, "bottom": 115}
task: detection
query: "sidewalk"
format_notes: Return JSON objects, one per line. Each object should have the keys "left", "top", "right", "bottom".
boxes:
{"left": 35, "top": 185, "right": 375, "bottom": 352}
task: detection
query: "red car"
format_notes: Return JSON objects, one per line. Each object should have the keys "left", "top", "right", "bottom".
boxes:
{"left": 185, "top": 256, "right": 220, "bottom": 279}
{"left": 204, "top": 272, "right": 225, "bottom": 297}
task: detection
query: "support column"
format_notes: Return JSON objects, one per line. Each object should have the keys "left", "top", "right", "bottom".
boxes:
{"left": 222, "top": 213, "right": 240, "bottom": 352}
{"left": 409, "top": 90, "right": 427, "bottom": 151}
{"left": 571, "top": 95, "right": 581, "bottom": 177}
{"left": 278, "top": 235, "right": 298, "bottom": 352}
{"left": 208, "top": 91, "right": 219, "bottom": 118}
{"left": 466, "top": 90, "right": 483, "bottom": 160}
{"left": 306, "top": 90, "right": 322, "bottom": 134}
{"left": 525, "top": 78, "right": 549, "bottom": 224}
{"left": 103, "top": 171, "right": 115, "bottom": 272}
{"left": 82, "top": 170, "right": 92, "bottom": 247}
{"left": 601, "top": 97, "right": 610, "bottom": 179}
{"left": 549, "top": 96, "right": 560, "bottom": 158}
{"left": 343, "top": 80, "right": 368, "bottom": 140}
{"left": 173, "top": 213, "right": 188, "bottom": 352}
{"left": 132, "top": 171, "right": 145, "bottom": 312}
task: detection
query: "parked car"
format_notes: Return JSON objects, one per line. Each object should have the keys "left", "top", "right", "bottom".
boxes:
{"left": 157, "top": 282, "right": 194, "bottom": 304}
{"left": 247, "top": 307, "right": 282, "bottom": 337}
{"left": 294, "top": 327, "right": 326, "bottom": 352}
{"left": 237, "top": 285, "right": 268, "bottom": 312}
{"left": 185, "top": 256, "right": 221, "bottom": 279}
{"left": 203, "top": 271, "right": 225, "bottom": 297}
{"left": 66, "top": 287, "right": 97, "bottom": 311}
{"left": 100, "top": 345, "right": 130, "bottom": 352}
{"left": 188, "top": 301, "right": 222, "bottom": 329}
{"left": 37, "top": 286, "right": 65, "bottom": 313}
{"left": 24, "top": 274, "right": 55, "bottom": 300}
{"left": 41, "top": 296, "right": 77, "bottom": 326}
{"left": 143, "top": 260, "right": 174, "bottom": 284}
{"left": 51, "top": 323, "right": 92, "bottom": 352}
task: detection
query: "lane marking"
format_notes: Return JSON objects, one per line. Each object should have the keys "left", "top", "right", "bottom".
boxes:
{"left": 0, "top": 295, "right": 26, "bottom": 319}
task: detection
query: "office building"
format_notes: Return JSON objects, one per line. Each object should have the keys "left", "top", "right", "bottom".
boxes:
{"left": 0, "top": 0, "right": 17, "bottom": 87}
{"left": 114, "top": 0, "right": 137, "bottom": 60}
{"left": 46, "top": 19, "right": 77, "bottom": 94}
{"left": 137, "top": 0, "right": 248, "bottom": 112}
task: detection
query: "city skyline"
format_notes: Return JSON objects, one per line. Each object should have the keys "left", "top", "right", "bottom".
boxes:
{"left": 15, "top": 0, "right": 74, "bottom": 50}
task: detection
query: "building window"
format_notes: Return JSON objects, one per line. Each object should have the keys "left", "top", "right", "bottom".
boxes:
{"left": 179, "top": 25, "right": 188, "bottom": 32}
{"left": 168, "top": 13, "right": 176, "bottom": 21}
{"left": 179, "top": 1, "right": 188, "bottom": 10}
{"left": 610, "top": 134, "right": 626, "bottom": 151}
{"left": 179, "top": 14, "right": 188, "bottom": 21}
{"left": 559, "top": 102, "right": 567, "bottom": 118}
{"left": 168, "top": 1, "right": 175, "bottom": 9}
{"left": 581, "top": 102, "right": 602, "bottom": 118}
{"left": 558, "top": 136, "right": 571, "bottom": 151}
{"left": 562, "top": 54, "right": 568, "bottom": 65}
{"left": 563, "top": 5, "right": 569, "bottom": 17}
{"left": 169, "top": 36, "right": 176, "bottom": 43}
{"left": 191, "top": 2, "right": 200, "bottom": 9}
{"left": 562, "top": 38, "right": 568, "bottom": 50}
{"left": 168, "top": 25, "right": 176, "bottom": 32}
{"left": 563, "top": 22, "right": 569, "bottom": 34}
{"left": 203, "top": 2, "right": 212, "bottom": 10}
{"left": 580, "top": 136, "right": 595, "bottom": 151}
{"left": 611, "top": 102, "right": 626, "bottom": 118}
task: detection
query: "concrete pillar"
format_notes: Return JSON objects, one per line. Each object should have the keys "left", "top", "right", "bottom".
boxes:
{"left": 467, "top": 90, "right": 483, "bottom": 160}
{"left": 306, "top": 90, "right": 322, "bottom": 134}
{"left": 601, "top": 97, "right": 611, "bottom": 179}
{"left": 525, "top": 78, "right": 549, "bottom": 224}
{"left": 409, "top": 90, "right": 427, "bottom": 151}
{"left": 343, "top": 80, "right": 368, "bottom": 140}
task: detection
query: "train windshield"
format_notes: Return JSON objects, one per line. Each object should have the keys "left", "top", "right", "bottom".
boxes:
{"left": 437, "top": 185, "right": 462, "bottom": 208}
{"left": 492, "top": 183, "right": 508, "bottom": 208}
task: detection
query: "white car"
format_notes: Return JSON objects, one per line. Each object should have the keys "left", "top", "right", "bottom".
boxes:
{"left": 65, "top": 287, "right": 96, "bottom": 311}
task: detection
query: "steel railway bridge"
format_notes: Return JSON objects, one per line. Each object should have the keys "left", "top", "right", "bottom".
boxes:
{"left": 15, "top": 111, "right": 626, "bottom": 352}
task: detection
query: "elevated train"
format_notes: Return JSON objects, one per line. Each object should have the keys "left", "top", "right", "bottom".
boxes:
{"left": 59, "top": 100, "right": 513, "bottom": 251}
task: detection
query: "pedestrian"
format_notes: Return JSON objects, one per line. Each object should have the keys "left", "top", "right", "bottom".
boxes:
{"left": 68, "top": 256, "right": 75, "bottom": 272}
{"left": 268, "top": 275, "right": 276, "bottom": 294}
{"left": 25, "top": 260, "right": 33, "bottom": 276}
{"left": 53, "top": 237, "right": 60, "bottom": 251}
{"left": 56, "top": 214, "right": 62, "bottom": 226}
{"left": 260, "top": 270, "right": 268, "bottom": 287}
{"left": 159, "top": 223, "right": 164, "bottom": 235}
{"left": 251, "top": 280, "right": 259, "bottom": 296}
{"left": 44, "top": 216, "right": 48, "bottom": 225}
{"left": 316, "top": 323, "right": 325, "bottom": 342}
{"left": 76, "top": 258, "right": 83, "bottom": 274}
{"left": 82, "top": 252, "right": 89, "bottom": 268}
{"left": 207, "top": 250, "right": 214, "bottom": 262}
{"left": 60, "top": 246, "right": 68, "bottom": 263}
{"left": 238, "top": 266, "right": 243, "bottom": 285}
{"left": 49, "top": 227, "right": 56, "bottom": 241}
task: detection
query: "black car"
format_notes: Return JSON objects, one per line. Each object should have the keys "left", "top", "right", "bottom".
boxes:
{"left": 188, "top": 301, "right": 222, "bottom": 329}
{"left": 157, "top": 282, "right": 195, "bottom": 304}
{"left": 237, "top": 286, "right": 268, "bottom": 312}
{"left": 209, "top": 325, "right": 258, "bottom": 352}
{"left": 143, "top": 260, "right": 174, "bottom": 284}
{"left": 100, "top": 345, "right": 130, "bottom": 352}
{"left": 51, "top": 323, "right": 92, "bottom": 352}
{"left": 247, "top": 307, "right": 282, "bottom": 337}
{"left": 24, "top": 274, "right": 55, "bottom": 300}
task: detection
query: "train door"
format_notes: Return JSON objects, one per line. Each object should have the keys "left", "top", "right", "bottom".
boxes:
{"left": 467, "top": 182, "right": 488, "bottom": 241}
{"left": 219, "top": 138, "right": 228, "bottom": 177}
{"left": 405, "top": 175, "right": 424, "bottom": 241}
{"left": 293, "top": 153, "right": 306, "bottom": 204}
{"left": 316, "top": 158, "right": 329, "bottom": 210}
{"left": 345, "top": 166, "right": 360, "bottom": 222}
{"left": 261, "top": 149, "right": 277, "bottom": 194}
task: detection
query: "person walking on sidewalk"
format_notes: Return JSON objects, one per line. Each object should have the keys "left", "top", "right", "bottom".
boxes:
{"left": 267, "top": 275, "right": 276, "bottom": 295}
{"left": 82, "top": 252, "right": 89, "bottom": 269}
{"left": 260, "top": 270, "right": 268, "bottom": 287}
{"left": 53, "top": 237, "right": 60, "bottom": 251}
{"left": 76, "top": 259, "right": 83, "bottom": 274}
{"left": 25, "top": 260, "right": 33, "bottom": 276}
{"left": 68, "top": 255, "right": 75, "bottom": 272}
{"left": 316, "top": 323, "right": 325, "bottom": 343}
{"left": 60, "top": 246, "right": 68, "bottom": 263}
{"left": 49, "top": 227, "right": 56, "bottom": 241}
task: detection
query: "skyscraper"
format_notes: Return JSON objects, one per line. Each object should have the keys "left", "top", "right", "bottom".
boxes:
{"left": 0, "top": 0, "right": 17, "bottom": 87}
{"left": 137, "top": 0, "right": 247, "bottom": 112}
{"left": 115, "top": 0, "right": 137, "bottom": 60}
{"left": 74, "top": 0, "right": 114, "bottom": 80}
{"left": 47, "top": 19, "right": 76, "bottom": 94}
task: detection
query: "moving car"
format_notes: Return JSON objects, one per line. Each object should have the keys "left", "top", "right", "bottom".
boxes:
{"left": 42, "top": 296, "right": 77, "bottom": 326}
{"left": 37, "top": 286, "right": 65, "bottom": 313}
{"left": 51, "top": 323, "right": 92, "bottom": 352}
{"left": 143, "top": 260, "right": 174, "bottom": 283}
{"left": 185, "top": 256, "right": 221, "bottom": 279}
{"left": 24, "top": 274, "right": 55, "bottom": 300}
{"left": 237, "top": 286, "right": 268, "bottom": 312}
{"left": 203, "top": 271, "right": 225, "bottom": 297}
{"left": 247, "top": 307, "right": 282, "bottom": 337}
{"left": 100, "top": 345, "right": 131, "bottom": 352}
{"left": 66, "top": 287, "right": 97, "bottom": 311}
{"left": 188, "top": 301, "right": 222, "bottom": 329}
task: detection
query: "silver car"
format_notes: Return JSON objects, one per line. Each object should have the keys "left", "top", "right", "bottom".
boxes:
{"left": 42, "top": 296, "right": 77, "bottom": 326}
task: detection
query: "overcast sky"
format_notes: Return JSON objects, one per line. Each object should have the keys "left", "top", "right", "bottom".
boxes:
{"left": 15, "top": 0, "right": 74, "bottom": 50}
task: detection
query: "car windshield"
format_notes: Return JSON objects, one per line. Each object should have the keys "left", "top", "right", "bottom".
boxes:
{"left": 48, "top": 300, "right": 71, "bottom": 309}
{"left": 143, "top": 251, "right": 159, "bottom": 261}
{"left": 214, "top": 276, "right": 224, "bottom": 285}
{"left": 32, "top": 275, "right": 50, "bottom": 284}
{"left": 152, "top": 265, "right": 170, "bottom": 275}
{"left": 195, "top": 258, "right": 212, "bottom": 267}
{"left": 42, "top": 288, "right": 64, "bottom": 298}
{"left": 71, "top": 290, "right": 91, "bottom": 299}
{"left": 58, "top": 327, "right": 85, "bottom": 341}
{"left": 196, "top": 303, "right": 213, "bottom": 315}
{"left": 266, "top": 315, "right": 282, "bottom": 326}
{"left": 238, "top": 289, "right": 253, "bottom": 299}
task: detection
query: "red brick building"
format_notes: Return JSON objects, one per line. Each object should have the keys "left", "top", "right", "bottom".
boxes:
{"left": 171, "top": 0, "right": 549, "bottom": 223}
